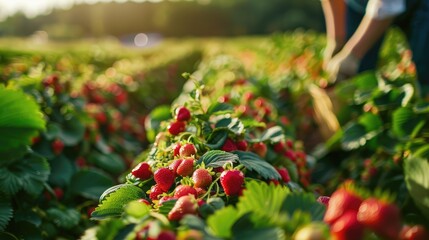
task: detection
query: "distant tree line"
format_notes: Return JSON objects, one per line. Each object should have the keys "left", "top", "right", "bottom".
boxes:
{"left": 0, "top": 0, "right": 324, "bottom": 39}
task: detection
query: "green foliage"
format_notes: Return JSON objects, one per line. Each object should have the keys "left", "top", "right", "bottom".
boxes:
{"left": 235, "top": 151, "right": 281, "bottom": 180}
{"left": 69, "top": 169, "right": 115, "bottom": 200}
{"left": 197, "top": 150, "right": 239, "bottom": 167}
{"left": 0, "top": 86, "right": 45, "bottom": 153}
{"left": 404, "top": 157, "right": 429, "bottom": 221}
{"left": 46, "top": 208, "right": 81, "bottom": 229}
{"left": 0, "top": 195, "right": 13, "bottom": 231}
{"left": 92, "top": 185, "right": 145, "bottom": 220}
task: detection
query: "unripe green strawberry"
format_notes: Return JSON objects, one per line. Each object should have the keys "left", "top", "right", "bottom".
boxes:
{"left": 173, "top": 185, "right": 198, "bottom": 198}
{"left": 221, "top": 138, "right": 237, "bottom": 152}
{"left": 192, "top": 169, "right": 212, "bottom": 188}
{"left": 168, "top": 121, "right": 186, "bottom": 135}
{"left": 154, "top": 168, "right": 175, "bottom": 192}
{"left": 131, "top": 162, "right": 153, "bottom": 180}
{"left": 357, "top": 198, "right": 401, "bottom": 239}
{"left": 220, "top": 170, "right": 244, "bottom": 196}
{"left": 168, "top": 195, "right": 198, "bottom": 221}
{"left": 324, "top": 188, "right": 363, "bottom": 225}
{"left": 179, "top": 143, "right": 197, "bottom": 157}
{"left": 175, "top": 106, "right": 191, "bottom": 122}
{"left": 330, "top": 211, "right": 364, "bottom": 240}
{"left": 177, "top": 158, "right": 194, "bottom": 177}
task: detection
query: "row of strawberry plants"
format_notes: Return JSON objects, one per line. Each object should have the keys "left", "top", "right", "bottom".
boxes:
{"left": 0, "top": 46, "right": 202, "bottom": 239}
{"left": 85, "top": 54, "right": 428, "bottom": 239}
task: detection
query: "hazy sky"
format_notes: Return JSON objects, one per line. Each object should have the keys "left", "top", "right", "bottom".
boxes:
{"left": 0, "top": 0, "right": 161, "bottom": 20}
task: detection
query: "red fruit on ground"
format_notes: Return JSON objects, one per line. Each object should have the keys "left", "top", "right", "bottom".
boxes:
{"left": 330, "top": 211, "right": 365, "bottom": 240}
{"left": 179, "top": 143, "right": 197, "bottom": 157}
{"left": 235, "top": 140, "right": 248, "bottom": 151}
{"left": 168, "top": 195, "right": 198, "bottom": 221}
{"left": 154, "top": 168, "right": 175, "bottom": 192}
{"left": 176, "top": 159, "right": 194, "bottom": 177}
{"left": 168, "top": 121, "right": 186, "bottom": 136}
{"left": 149, "top": 184, "right": 166, "bottom": 200}
{"left": 357, "top": 198, "right": 402, "bottom": 239}
{"left": 52, "top": 139, "right": 65, "bottom": 155}
{"left": 252, "top": 142, "right": 267, "bottom": 158}
{"left": 221, "top": 138, "right": 238, "bottom": 152}
{"left": 324, "top": 188, "right": 363, "bottom": 225}
{"left": 220, "top": 170, "right": 245, "bottom": 196}
{"left": 276, "top": 167, "right": 291, "bottom": 183}
{"left": 131, "top": 162, "right": 153, "bottom": 180}
{"left": 175, "top": 106, "right": 191, "bottom": 122}
{"left": 192, "top": 169, "right": 212, "bottom": 188}
{"left": 173, "top": 185, "right": 198, "bottom": 198}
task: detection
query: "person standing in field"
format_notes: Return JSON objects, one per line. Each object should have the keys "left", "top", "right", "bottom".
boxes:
{"left": 321, "top": 0, "right": 429, "bottom": 96}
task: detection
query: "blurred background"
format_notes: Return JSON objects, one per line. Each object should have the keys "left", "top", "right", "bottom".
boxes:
{"left": 0, "top": 0, "right": 324, "bottom": 43}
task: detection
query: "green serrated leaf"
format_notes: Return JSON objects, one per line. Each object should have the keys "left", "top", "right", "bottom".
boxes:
{"left": 158, "top": 200, "right": 177, "bottom": 216}
{"left": 205, "top": 130, "right": 228, "bottom": 150}
{"left": 392, "top": 107, "right": 426, "bottom": 139}
{"left": 92, "top": 184, "right": 145, "bottom": 220}
{"left": 237, "top": 181, "right": 289, "bottom": 227}
{"left": 414, "top": 145, "right": 429, "bottom": 159}
{"left": 197, "top": 150, "right": 238, "bottom": 167}
{"left": 0, "top": 195, "right": 13, "bottom": 231}
{"left": 95, "top": 219, "right": 126, "bottom": 240}
{"left": 0, "top": 86, "right": 46, "bottom": 152}
{"left": 89, "top": 152, "right": 126, "bottom": 175}
{"left": 207, "top": 102, "right": 235, "bottom": 115}
{"left": 413, "top": 102, "right": 429, "bottom": 113}
{"left": 48, "top": 155, "right": 75, "bottom": 187}
{"left": 358, "top": 113, "right": 383, "bottom": 132}
{"left": 59, "top": 116, "right": 85, "bottom": 146}
{"left": 124, "top": 200, "right": 151, "bottom": 218}
{"left": 280, "top": 193, "right": 326, "bottom": 221}
{"left": 207, "top": 206, "right": 240, "bottom": 238}
{"left": 232, "top": 214, "right": 285, "bottom": 240}
{"left": 46, "top": 208, "right": 80, "bottom": 229}
{"left": 235, "top": 151, "right": 281, "bottom": 180}
{"left": 258, "top": 126, "right": 284, "bottom": 143}
{"left": 341, "top": 123, "right": 368, "bottom": 150}
{"left": 70, "top": 169, "right": 115, "bottom": 200}
{"left": 215, "top": 117, "right": 244, "bottom": 135}
{"left": 404, "top": 157, "right": 429, "bottom": 220}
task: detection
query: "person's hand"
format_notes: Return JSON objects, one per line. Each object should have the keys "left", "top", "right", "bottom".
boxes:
{"left": 323, "top": 40, "right": 344, "bottom": 70}
{"left": 326, "top": 50, "right": 360, "bottom": 84}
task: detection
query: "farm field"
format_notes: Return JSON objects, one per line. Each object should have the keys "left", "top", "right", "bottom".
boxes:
{"left": 1, "top": 30, "right": 428, "bottom": 240}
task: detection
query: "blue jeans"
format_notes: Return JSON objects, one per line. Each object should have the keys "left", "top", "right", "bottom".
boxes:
{"left": 346, "top": 0, "right": 429, "bottom": 90}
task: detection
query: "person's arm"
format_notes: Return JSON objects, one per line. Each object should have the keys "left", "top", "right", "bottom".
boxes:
{"left": 321, "top": 0, "right": 346, "bottom": 66}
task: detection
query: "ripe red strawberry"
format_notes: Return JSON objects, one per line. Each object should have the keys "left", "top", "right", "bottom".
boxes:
{"left": 252, "top": 142, "right": 267, "bottom": 158}
{"left": 324, "top": 188, "right": 363, "bottom": 225}
{"left": 168, "top": 121, "right": 186, "bottom": 135}
{"left": 131, "top": 162, "right": 153, "bottom": 180}
{"left": 169, "top": 159, "right": 183, "bottom": 175}
{"left": 235, "top": 140, "right": 248, "bottom": 151}
{"left": 154, "top": 168, "right": 175, "bottom": 192}
{"left": 52, "top": 139, "right": 64, "bottom": 155}
{"left": 175, "top": 107, "right": 191, "bottom": 122}
{"left": 179, "top": 143, "right": 197, "bottom": 157}
{"left": 95, "top": 112, "right": 107, "bottom": 124}
{"left": 273, "top": 141, "right": 287, "bottom": 153}
{"left": 192, "top": 169, "right": 212, "bottom": 188}
{"left": 173, "top": 185, "right": 198, "bottom": 198}
{"left": 176, "top": 158, "right": 194, "bottom": 177}
{"left": 54, "top": 187, "right": 64, "bottom": 200}
{"left": 284, "top": 150, "right": 296, "bottom": 161}
{"left": 276, "top": 167, "right": 291, "bottom": 183}
{"left": 357, "top": 198, "right": 402, "bottom": 239}
{"left": 157, "top": 230, "right": 176, "bottom": 240}
{"left": 330, "top": 211, "right": 365, "bottom": 240}
{"left": 149, "top": 184, "right": 166, "bottom": 200}
{"left": 159, "top": 195, "right": 177, "bottom": 205}
{"left": 221, "top": 138, "right": 238, "bottom": 152}
{"left": 317, "top": 196, "right": 330, "bottom": 207}
{"left": 400, "top": 225, "right": 429, "bottom": 240}
{"left": 168, "top": 195, "right": 198, "bottom": 221}
{"left": 173, "top": 143, "right": 181, "bottom": 156}
{"left": 220, "top": 170, "right": 244, "bottom": 196}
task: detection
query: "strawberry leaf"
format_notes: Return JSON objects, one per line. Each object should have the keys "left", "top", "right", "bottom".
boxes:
{"left": 251, "top": 126, "right": 284, "bottom": 143}
{"left": 158, "top": 199, "right": 177, "bottom": 216}
{"left": 197, "top": 150, "right": 238, "bottom": 167}
{"left": 392, "top": 107, "right": 426, "bottom": 139}
{"left": 237, "top": 181, "right": 289, "bottom": 227}
{"left": 0, "top": 86, "right": 45, "bottom": 153}
{"left": 92, "top": 184, "right": 145, "bottom": 220}
{"left": 207, "top": 102, "right": 234, "bottom": 115}
{"left": 280, "top": 192, "right": 326, "bottom": 221}
{"left": 0, "top": 195, "right": 12, "bottom": 231}
{"left": 235, "top": 151, "right": 281, "bottom": 180}
{"left": 232, "top": 213, "right": 285, "bottom": 240}
{"left": 46, "top": 208, "right": 80, "bottom": 229}
{"left": 70, "top": 169, "right": 115, "bottom": 200}
{"left": 215, "top": 117, "right": 244, "bottom": 135}
{"left": 207, "top": 206, "right": 240, "bottom": 238}
{"left": 404, "top": 157, "right": 429, "bottom": 220}
{"left": 205, "top": 130, "right": 228, "bottom": 150}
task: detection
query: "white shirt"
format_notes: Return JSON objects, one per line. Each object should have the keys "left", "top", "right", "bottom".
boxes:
{"left": 366, "top": 0, "right": 406, "bottom": 19}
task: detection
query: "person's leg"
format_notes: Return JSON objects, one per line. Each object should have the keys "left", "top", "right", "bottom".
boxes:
{"left": 346, "top": 2, "right": 386, "bottom": 73}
